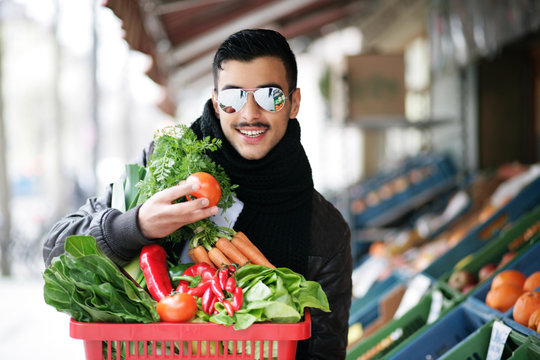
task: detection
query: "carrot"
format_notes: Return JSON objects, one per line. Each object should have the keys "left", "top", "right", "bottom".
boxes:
{"left": 188, "top": 245, "right": 215, "bottom": 268}
{"left": 207, "top": 247, "right": 232, "bottom": 268}
{"left": 215, "top": 237, "right": 250, "bottom": 266}
{"left": 231, "top": 231, "right": 275, "bottom": 269}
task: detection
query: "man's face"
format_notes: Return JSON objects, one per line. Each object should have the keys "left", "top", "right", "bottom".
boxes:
{"left": 212, "top": 56, "right": 300, "bottom": 160}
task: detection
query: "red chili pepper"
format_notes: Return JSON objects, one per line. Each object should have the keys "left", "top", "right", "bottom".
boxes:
{"left": 176, "top": 281, "right": 189, "bottom": 293}
{"left": 225, "top": 277, "right": 235, "bottom": 293}
{"left": 227, "top": 264, "right": 237, "bottom": 275}
{"left": 222, "top": 299, "right": 235, "bottom": 316}
{"left": 187, "top": 280, "right": 212, "bottom": 297}
{"left": 210, "top": 277, "right": 225, "bottom": 300}
{"left": 210, "top": 296, "right": 218, "bottom": 315}
{"left": 201, "top": 287, "right": 214, "bottom": 314}
{"left": 218, "top": 268, "right": 229, "bottom": 289}
{"left": 231, "top": 287, "right": 243, "bottom": 311}
{"left": 139, "top": 244, "right": 173, "bottom": 301}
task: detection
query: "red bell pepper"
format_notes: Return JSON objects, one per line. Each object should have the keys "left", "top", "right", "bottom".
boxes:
{"left": 183, "top": 262, "right": 216, "bottom": 278}
{"left": 176, "top": 282, "right": 189, "bottom": 293}
{"left": 139, "top": 244, "right": 173, "bottom": 301}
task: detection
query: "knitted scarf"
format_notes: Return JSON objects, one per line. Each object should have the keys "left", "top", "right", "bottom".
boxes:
{"left": 191, "top": 100, "right": 313, "bottom": 275}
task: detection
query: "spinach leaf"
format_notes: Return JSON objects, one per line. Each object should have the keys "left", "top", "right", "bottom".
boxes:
{"left": 212, "top": 264, "right": 330, "bottom": 330}
{"left": 43, "top": 236, "right": 160, "bottom": 323}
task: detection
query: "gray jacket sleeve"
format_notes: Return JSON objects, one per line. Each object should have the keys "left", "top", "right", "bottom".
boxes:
{"left": 42, "top": 144, "right": 154, "bottom": 267}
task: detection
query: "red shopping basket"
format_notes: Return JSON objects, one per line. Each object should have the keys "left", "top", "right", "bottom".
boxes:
{"left": 69, "top": 309, "right": 311, "bottom": 360}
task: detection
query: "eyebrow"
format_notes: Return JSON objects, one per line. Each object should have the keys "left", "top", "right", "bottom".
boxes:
{"left": 220, "top": 83, "right": 283, "bottom": 91}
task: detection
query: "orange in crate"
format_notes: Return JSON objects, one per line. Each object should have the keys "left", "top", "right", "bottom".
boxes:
{"left": 69, "top": 310, "right": 311, "bottom": 360}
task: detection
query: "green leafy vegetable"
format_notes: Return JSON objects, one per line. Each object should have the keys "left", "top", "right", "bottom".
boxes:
{"left": 137, "top": 125, "right": 236, "bottom": 209}
{"left": 207, "top": 264, "right": 330, "bottom": 330}
{"left": 135, "top": 125, "right": 237, "bottom": 245}
{"left": 43, "top": 235, "right": 160, "bottom": 323}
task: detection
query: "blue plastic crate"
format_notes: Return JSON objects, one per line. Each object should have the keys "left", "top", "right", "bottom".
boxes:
{"left": 422, "top": 175, "right": 540, "bottom": 279}
{"left": 351, "top": 154, "right": 457, "bottom": 228}
{"left": 346, "top": 282, "right": 458, "bottom": 360}
{"left": 468, "top": 240, "right": 540, "bottom": 340}
{"left": 389, "top": 302, "right": 493, "bottom": 360}
{"left": 349, "top": 272, "right": 409, "bottom": 327}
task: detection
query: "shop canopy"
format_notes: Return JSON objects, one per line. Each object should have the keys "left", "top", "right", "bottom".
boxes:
{"left": 103, "top": 0, "right": 428, "bottom": 114}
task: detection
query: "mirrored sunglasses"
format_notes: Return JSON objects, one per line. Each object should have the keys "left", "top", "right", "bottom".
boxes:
{"left": 216, "top": 87, "right": 292, "bottom": 113}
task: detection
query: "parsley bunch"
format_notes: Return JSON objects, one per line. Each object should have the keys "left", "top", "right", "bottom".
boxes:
{"left": 136, "top": 125, "right": 237, "bottom": 243}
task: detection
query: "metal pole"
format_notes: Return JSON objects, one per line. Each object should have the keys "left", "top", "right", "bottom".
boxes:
{"left": 0, "top": 19, "right": 12, "bottom": 276}
{"left": 91, "top": 0, "right": 99, "bottom": 191}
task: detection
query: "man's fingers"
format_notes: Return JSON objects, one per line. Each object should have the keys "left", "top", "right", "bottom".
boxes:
{"left": 157, "top": 182, "right": 200, "bottom": 202}
{"left": 179, "top": 205, "right": 219, "bottom": 224}
{"left": 171, "top": 196, "right": 218, "bottom": 215}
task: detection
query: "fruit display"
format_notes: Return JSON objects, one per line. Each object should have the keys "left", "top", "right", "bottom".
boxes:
{"left": 346, "top": 163, "right": 540, "bottom": 359}
{"left": 513, "top": 291, "right": 540, "bottom": 327}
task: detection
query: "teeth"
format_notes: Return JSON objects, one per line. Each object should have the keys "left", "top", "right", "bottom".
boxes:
{"left": 239, "top": 129, "right": 265, "bottom": 137}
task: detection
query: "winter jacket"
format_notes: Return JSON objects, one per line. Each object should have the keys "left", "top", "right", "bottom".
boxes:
{"left": 43, "top": 145, "right": 352, "bottom": 359}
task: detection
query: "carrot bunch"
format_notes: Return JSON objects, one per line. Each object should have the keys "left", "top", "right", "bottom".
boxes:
{"left": 189, "top": 230, "right": 275, "bottom": 269}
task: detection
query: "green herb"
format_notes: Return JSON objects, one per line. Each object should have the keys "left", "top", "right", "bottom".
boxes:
{"left": 135, "top": 125, "right": 237, "bottom": 244}
{"left": 43, "top": 235, "right": 160, "bottom": 323}
{"left": 137, "top": 125, "right": 236, "bottom": 209}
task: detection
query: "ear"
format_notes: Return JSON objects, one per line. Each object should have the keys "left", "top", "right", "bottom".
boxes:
{"left": 211, "top": 89, "right": 220, "bottom": 118}
{"left": 289, "top": 88, "right": 301, "bottom": 119}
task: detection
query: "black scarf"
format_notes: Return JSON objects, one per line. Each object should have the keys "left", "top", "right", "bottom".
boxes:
{"left": 191, "top": 100, "right": 313, "bottom": 275}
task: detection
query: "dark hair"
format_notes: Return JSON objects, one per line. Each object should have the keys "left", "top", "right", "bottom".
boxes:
{"left": 212, "top": 29, "right": 297, "bottom": 92}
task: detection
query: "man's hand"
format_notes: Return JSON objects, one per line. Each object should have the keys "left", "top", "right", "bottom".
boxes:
{"left": 137, "top": 180, "right": 219, "bottom": 239}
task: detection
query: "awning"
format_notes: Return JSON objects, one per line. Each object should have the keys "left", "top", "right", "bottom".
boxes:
{"left": 103, "top": 0, "right": 428, "bottom": 115}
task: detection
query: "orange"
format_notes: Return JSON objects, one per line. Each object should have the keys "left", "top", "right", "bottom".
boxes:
{"left": 486, "top": 283, "right": 524, "bottom": 312}
{"left": 523, "top": 271, "right": 540, "bottom": 292}
{"left": 491, "top": 269, "right": 526, "bottom": 290}
{"left": 513, "top": 291, "right": 540, "bottom": 326}
{"left": 528, "top": 307, "right": 540, "bottom": 331}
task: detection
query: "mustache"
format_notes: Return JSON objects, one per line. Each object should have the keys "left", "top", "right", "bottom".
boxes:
{"left": 234, "top": 122, "right": 270, "bottom": 128}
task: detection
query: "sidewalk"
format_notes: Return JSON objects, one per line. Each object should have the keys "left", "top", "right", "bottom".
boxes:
{"left": 0, "top": 276, "right": 85, "bottom": 360}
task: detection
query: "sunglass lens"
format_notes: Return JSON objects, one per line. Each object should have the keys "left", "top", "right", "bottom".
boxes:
{"left": 218, "top": 89, "right": 246, "bottom": 113}
{"left": 254, "top": 87, "right": 285, "bottom": 112}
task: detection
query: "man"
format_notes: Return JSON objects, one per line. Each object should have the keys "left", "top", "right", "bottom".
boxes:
{"left": 44, "top": 29, "right": 352, "bottom": 359}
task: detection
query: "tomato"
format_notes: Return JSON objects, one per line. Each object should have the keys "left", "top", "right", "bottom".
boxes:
{"left": 156, "top": 292, "right": 198, "bottom": 322}
{"left": 186, "top": 172, "right": 222, "bottom": 208}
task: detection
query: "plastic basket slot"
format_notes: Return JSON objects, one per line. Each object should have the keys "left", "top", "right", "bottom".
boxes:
{"left": 97, "top": 339, "right": 283, "bottom": 359}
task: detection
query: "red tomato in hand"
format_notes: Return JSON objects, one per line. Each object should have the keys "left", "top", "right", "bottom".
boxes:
{"left": 156, "top": 293, "right": 198, "bottom": 322}
{"left": 186, "top": 172, "right": 222, "bottom": 208}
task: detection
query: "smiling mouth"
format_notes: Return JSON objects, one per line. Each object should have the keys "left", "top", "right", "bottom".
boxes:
{"left": 235, "top": 123, "right": 269, "bottom": 138}
{"left": 238, "top": 129, "right": 267, "bottom": 137}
